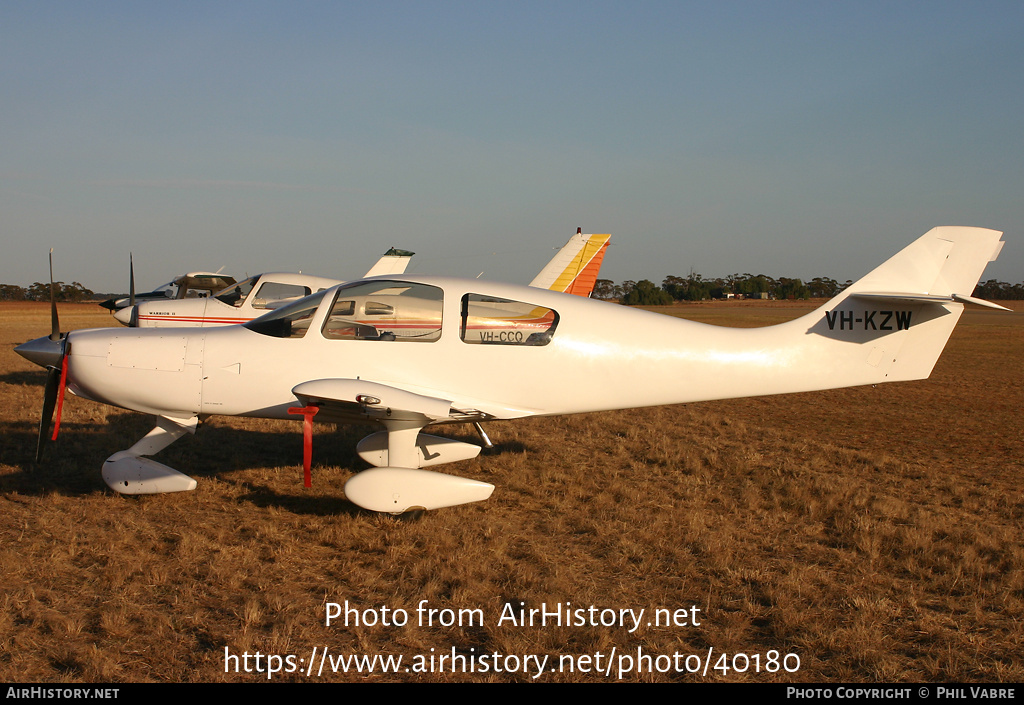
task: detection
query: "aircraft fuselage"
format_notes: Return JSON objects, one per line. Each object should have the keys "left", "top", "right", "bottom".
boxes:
{"left": 65, "top": 273, "right": 956, "bottom": 425}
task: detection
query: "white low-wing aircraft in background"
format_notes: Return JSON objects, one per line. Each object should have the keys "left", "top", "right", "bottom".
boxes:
{"left": 17, "top": 227, "right": 1006, "bottom": 514}
{"left": 99, "top": 269, "right": 238, "bottom": 312}
{"left": 113, "top": 232, "right": 611, "bottom": 328}
{"left": 111, "top": 247, "right": 415, "bottom": 327}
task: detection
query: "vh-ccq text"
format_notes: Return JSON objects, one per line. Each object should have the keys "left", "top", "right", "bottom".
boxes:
{"left": 326, "top": 600, "right": 702, "bottom": 634}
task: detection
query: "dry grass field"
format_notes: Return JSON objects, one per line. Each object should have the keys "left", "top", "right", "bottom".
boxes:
{"left": 0, "top": 299, "right": 1020, "bottom": 682}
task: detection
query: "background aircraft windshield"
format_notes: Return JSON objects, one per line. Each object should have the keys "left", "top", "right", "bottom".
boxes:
{"left": 243, "top": 290, "right": 329, "bottom": 339}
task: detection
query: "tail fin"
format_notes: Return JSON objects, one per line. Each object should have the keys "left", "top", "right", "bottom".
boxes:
{"left": 840, "top": 226, "right": 1005, "bottom": 302}
{"left": 530, "top": 231, "right": 610, "bottom": 297}
{"left": 805, "top": 226, "right": 1006, "bottom": 385}
{"left": 364, "top": 247, "right": 415, "bottom": 277}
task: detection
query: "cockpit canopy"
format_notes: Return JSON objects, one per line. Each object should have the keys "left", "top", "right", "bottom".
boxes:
{"left": 244, "top": 279, "right": 559, "bottom": 346}
{"left": 215, "top": 275, "right": 313, "bottom": 309}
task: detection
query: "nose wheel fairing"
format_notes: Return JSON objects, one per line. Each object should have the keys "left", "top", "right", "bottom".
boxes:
{"left": 101, "top": 415, "right": 199, "bottom": 494}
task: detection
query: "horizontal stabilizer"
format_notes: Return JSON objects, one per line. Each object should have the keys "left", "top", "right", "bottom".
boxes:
{"left": 852, "top": 291, "right": 1011, "bottom": 311}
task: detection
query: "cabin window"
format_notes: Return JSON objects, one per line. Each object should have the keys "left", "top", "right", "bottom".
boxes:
{"left": 321, "top": 281, "right": 443, "bottom": 342}
{"left": 364, "top": 301, "right": 394, "bottom": 316}
{"left": 243, "top": 290, "right": 329, "bottom": 339}
{"left": 251, "top": 282, "right": 312, "bottom": 310}
{"left": 460, "top": 294, "right": 559, "bottom": 346}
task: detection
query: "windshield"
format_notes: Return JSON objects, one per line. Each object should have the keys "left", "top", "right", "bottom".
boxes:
{"left": 215, "top": 276, "right": 258, "bottom": 307}
{"left": 243, "top": 289, "right": 330, "bottom": 339}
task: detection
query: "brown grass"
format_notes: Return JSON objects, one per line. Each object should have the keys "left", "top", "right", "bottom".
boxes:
{"left": 0, "top": 300, "right": 1021, "bottom": 682}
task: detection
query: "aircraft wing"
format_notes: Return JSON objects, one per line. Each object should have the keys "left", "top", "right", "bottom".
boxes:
{"left": 529, "top": 232, "right": 610, "bottom": 297}
{"left": 291, "top": 379, "right": 499, "bottom": 512}
{"left": 291, "top": 378, "right": 489, "bottom": 425}
{"left": 363, "top": 248, "right": 415, "bottom": 277}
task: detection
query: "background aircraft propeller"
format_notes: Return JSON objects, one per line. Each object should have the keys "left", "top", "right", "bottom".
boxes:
{"left": 127, "top": 253, "right": 139, "bottom": 326}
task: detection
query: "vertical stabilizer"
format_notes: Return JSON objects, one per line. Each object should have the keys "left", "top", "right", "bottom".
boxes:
{"left": 840, "top": 226, "right": 1005, "bottom": 300}
{"left": 530, "top": 231, "right": 611, "bottom": 297}
{"left": 798, "top": 226, "right": 1007, "bottom": 386}
{"left": 364, "top": 248, "right": 416, "bottom": 277}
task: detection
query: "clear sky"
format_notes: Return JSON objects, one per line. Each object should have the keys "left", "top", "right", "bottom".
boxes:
{"left": 2, "top": 1, "right": 1022, "bottom": 293}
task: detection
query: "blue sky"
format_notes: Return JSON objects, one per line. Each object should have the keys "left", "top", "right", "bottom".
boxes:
{"left": 2, "top": 1, "right": 1022, "bottom": 292}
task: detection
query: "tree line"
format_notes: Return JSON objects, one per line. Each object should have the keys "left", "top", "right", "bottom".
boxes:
{"left": 1, "top": 275, "right": 1021, "bottom": 306}
{"left": 0, "top": 282, "right": 95, "bottom": 302}
{"left": 594, "top": 273, "right": 1024, "bottom": 305}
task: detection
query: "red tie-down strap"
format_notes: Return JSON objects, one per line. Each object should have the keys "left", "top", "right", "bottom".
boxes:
{"left": 51, "top": 351, "right": 69, "bottom": 441}
{"left": 287, "top": 405, "right": 320, "bottom": 487}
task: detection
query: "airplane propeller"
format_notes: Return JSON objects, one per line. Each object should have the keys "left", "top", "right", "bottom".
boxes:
{"left": 14, "top": 250, "right": 71, "bottom": 464}
{"left": 127, "top": 253, "right": 139, "bottom": 326}
{"left": 36, "top": 345, "right": 70, "bottom": 464}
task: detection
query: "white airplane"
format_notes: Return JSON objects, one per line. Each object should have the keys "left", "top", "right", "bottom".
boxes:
{"left": 16, "top": 227, "right": 1007, "bottom": 514}
{"left": 112, "top": 247, "right": 416, "bottom": 327}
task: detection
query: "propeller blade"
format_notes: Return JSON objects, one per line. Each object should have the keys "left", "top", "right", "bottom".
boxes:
{"left": 36, "top": 365, "right": 60, "bottom": 464}
{"left": 48, "top": 249, "right": 59, "bottom": 342}
{"left": 129, "top": 253, "right": 135, "bottom": 308}
{"left": 34, "top": 248, "right": 68, "bottom": 464}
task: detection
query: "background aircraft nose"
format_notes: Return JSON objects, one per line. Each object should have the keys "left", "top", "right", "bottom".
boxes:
{"left": 15, "top": 335, "right": 65, "bottom": 368}
{"left": 112, "top": 306, "right": 136, "bottom": 326}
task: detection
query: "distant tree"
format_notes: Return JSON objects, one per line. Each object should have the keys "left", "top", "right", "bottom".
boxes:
{"left": 621, "top": 279, "right": 672, "bottom": 306}
{"left": 661, "top": 275, "right": 688, "bottom": 300}
{"left": 602, "top": 274, "right": 1024, "bottom": 306}
{"left": 61, "top": 282, "right": 94, "bottom": 302}
{"left": 0, "top": 284, "right": 26, "bottom": 301}
{"left": 26, "top": 282, "right": 52, "bottom": 301}
{"left": 974, "top": 279, "right": 1024, "bottom": 300}
{"left": 593, "top": 279, "right": 617, "bottom": 300}
{"left": 775, "top": 277, "right": 811, "bottom": 300}
{"left": 808, "top": 276, "right": 840, "bottom": 298}
{"left": 682, "top": 271, "right": 711, "bottom": 301}
{"left": 734, "top": 274, "right": 772, "bottom": 297}
{"left": 25, "top": 281, "right": 94, "bottom": 302}
{"left": 662, "top": 271, "right": 711, "bottom": 301}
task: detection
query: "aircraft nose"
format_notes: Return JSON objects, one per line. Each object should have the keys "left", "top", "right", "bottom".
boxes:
{"left": 112, "top": 306, "right": 136, "bottom": 326}
{"left": 15, "top": 335, "right": 65, "bottom": 368}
